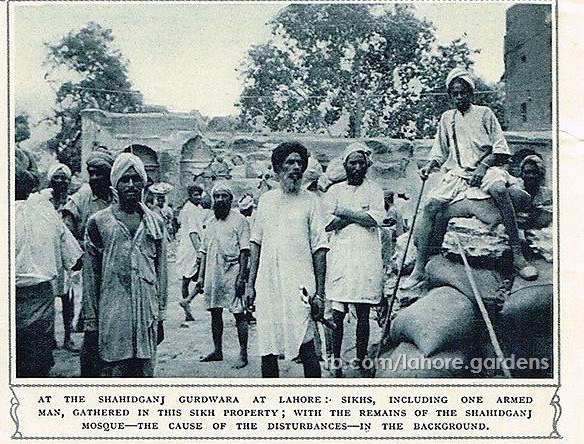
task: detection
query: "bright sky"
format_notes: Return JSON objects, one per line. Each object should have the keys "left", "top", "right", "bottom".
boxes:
{"left": 12, "top": 2, "right": 509, "bottom": 144}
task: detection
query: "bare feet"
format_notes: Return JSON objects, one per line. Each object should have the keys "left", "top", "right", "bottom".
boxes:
{"left": 512, "top": 250, "right": 538, "bottom": 281}
{"left": 179, "top": 300, "right": 195, "bottom": 321}
{"left": 200, "top": 351, "right": 223, "bottom": 362}
{"left": 232, "top": 356, "right": 248, "bottom": 369}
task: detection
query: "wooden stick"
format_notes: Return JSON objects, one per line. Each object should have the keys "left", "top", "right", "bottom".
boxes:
{"left": 453, "top": 233, "right": 512, "bottom": 378}
{"left": 372, "top": 178, "right": 427, "bottom": 378}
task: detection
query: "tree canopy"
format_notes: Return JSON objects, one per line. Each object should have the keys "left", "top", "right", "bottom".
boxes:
{"left": 238, "top": 4, "right": 504, "bottom": 138}
{"left": 44, "top": 22, "right": 143, "bottom": 172}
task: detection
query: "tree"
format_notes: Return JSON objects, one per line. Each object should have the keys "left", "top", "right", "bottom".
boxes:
{"left": 44, "top": 22, "right": 143, "bottom": 172}
{"left": 238, "top": 4, "right": 501, "bottom": 138}
{"left": 207, "top": 115, "right": 246, "bottom": 132}
{"left": 15, "top": 113, "right": 31, "bottom": 145}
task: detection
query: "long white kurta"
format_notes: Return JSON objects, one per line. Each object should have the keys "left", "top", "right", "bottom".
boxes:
{"left": 175, "top": 201, "right": 210, "bottom": 278}
{"left": 251, "top": 189, "right": 329, "bottom": 360}
{"left": 325, "top": 179, "right": 385, "bottom": 305}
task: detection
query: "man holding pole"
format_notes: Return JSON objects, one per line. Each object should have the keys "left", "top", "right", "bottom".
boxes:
{"left": 401, "top": 67, "right": 538, "bottom": 290}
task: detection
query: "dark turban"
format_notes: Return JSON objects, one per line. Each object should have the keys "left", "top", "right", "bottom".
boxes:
{"left": 86, "top": 148, "right": 115, "bottom": 170}
{"left": 271, "top": 141, "right": 309, "bottom": 173}
{"left": 15, "top": 165, "right": 37, "bottom": 198}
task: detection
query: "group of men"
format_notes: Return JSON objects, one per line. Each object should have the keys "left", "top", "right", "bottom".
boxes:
{"left": 15, "top": 68, "right": 550, "bottom": 379}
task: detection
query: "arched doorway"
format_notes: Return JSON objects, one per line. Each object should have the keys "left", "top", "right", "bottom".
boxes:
{"left": 180, "top": 136, "right": 215, "bottom": 186}
{"left": 124, "top": 144, "right": 160, "bottom": 183}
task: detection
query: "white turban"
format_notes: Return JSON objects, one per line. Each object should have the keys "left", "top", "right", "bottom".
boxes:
{"left": 445, "top": 67, "right": 475, "bottom": 91}
{"left": 342, "top": 142, "right": 372, "bottom": 165}
{"left": 211, "top": 181, "right": 234, "bottom": 199}
{"left": 110, "top": 153, "right": 148, "bottom": 188}
{"left": 47, "top": 162, "right": 71, "bottom": 180}
{"left": 238, "top": 194, "right": 254, "bottom": 211}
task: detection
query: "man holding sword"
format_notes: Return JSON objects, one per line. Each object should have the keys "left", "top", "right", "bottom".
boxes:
{"left": 246, "top": 142, "right": 329, "bottom": 378}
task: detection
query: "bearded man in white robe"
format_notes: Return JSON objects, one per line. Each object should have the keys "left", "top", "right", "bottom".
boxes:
{"left": 246, "top": 142, "right": 329, "bottom": 378}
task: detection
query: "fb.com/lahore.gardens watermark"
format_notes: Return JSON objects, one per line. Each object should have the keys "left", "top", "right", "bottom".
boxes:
{"left": 327, "top": 354, "right": 550, "bottom": 374}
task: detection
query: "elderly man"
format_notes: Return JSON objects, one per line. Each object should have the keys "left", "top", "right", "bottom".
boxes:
{"left": 15, "top": 165, "right": 82, "bottom": 377}
{"left": 46, "top": 163, "right": 78, "bottom": 350}
{"left": 176, "top": 184, "right": 211, "bottom": 323}
{"left": 196, "top": 182, "right": 251, "bottom": 369}
{"left": 85, "top": 153, "right": 168, "bottom": 377}
{"left": 401, "top": 68, "right": 538, "bottom": 290}
{"left": 324, "top": 143, "right": 385, "bottom": 377}
{"left": 61, "top": 148, "right": 115, "bottom": 376}
{"left": 247, "top": 142, "right": 328, "bottom": 378}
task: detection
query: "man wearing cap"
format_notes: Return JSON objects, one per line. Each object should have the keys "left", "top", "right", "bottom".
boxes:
{"left": 15, "top": 164, "right": 82, "bottom": 377}
{"left": 401, "top": 68, "right": 538, "bottom": 289}
{"left": 196, "top": 182, "right": 251, "bottom": 369}
{"left": 84, "top": 153, "right": 168, "bottom": 377}
{"left": 148, "top": 183, "right": 175, "bottom": 240}
{"left": 247, "top": 142, "right": 328, "bottom": 378}
{"left": 324, "top": 143, "right": 385, "bottom": 377}
{"left": 46, "top": 163, "right": 78, "bottom": 350}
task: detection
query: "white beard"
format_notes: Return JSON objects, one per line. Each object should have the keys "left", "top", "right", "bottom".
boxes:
{"left": 280, "top": 175, "right": 302, "bottom": 194}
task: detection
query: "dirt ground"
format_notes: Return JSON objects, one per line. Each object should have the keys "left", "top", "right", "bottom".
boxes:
{"left": 50, "top": 251, "right": 383, "bottom": 379}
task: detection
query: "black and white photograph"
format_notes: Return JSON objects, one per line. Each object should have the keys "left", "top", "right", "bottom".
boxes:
{"left": 11, "top": 1, "right": 555, "bottom": 382}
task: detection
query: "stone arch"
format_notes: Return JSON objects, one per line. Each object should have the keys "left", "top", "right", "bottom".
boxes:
{"left": 124, "top": 144, "right": 160, "bottom": 183}
{"left": 180, "top": 136, "right": 215, "bottom": 186}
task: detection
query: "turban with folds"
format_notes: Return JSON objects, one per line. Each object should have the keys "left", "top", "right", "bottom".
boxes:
{"left": 238, "top": 194, "right": 254, "bottom": 211}
{"left": 110, "top": 153, "right": 148, "bottom": 189}
{"left": 271, "top": 142, "right": 309, "bottom": 173}
{"left": 519, "top": 154, "right": 545, "bottom": 174}
{"left": 342, "top": 142, "right": 373, "bottom": 166}
{"left": 445, "top": 67, "right": 475, "bottom": 92}
{"left": 86, "top": 149, "right": 115, "bottom": 170}
{"left": 47, "top": 162, "right": 72, "bottom": 181}
{"left": 211, "top": 181, "right": 234, "bottom": 199}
